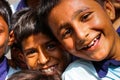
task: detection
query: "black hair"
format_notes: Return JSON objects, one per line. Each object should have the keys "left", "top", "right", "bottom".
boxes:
{"left": 8, "top": 70, "right": 61, "bottom": 80}
{"left": 0, "top": 0, "right": 12, "bottom": 31}
{"left": 37, "top": 0, "right": 105, "bottom": 23}
{"left": 12, "top": 8, "right": 58, "bottom": 50}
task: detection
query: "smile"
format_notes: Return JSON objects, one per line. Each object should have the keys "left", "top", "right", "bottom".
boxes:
{"left": 81, "top": 33, "right": 101, "bottom": 50}
{"left": 40, "top": 64, "right": 58, "bottom": 75}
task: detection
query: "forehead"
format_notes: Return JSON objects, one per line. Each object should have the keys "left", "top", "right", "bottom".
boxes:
{"left": 22, "top": 33, "right": 52, "bottom": 48}
{"left": 52, "top": 0, "right": 99, "bottom": 13}
{"left": 23, "top": 33, "right": 51, "bottom": 43}
{"left": 48, "top": 0, "right": 101, "bottom": 30}
{"left": 49, "top": 0, "right": 100, "bottom": 21}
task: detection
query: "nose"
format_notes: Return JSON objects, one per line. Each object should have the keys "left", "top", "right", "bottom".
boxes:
{"left": 37, "top": 49, "right": 49, "bottom": 65}
{"left": 75, "top": 26, "right": 88, "bottom": 42}
{"left": 73, "top": 24, "right": 89, "bottom": 48}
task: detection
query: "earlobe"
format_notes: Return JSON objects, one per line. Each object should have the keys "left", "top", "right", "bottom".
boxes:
{"left": 104, "top": 0, "right": 115, "bottom": 20}
{"left": 8, "top": 30, "right": 15, "bottom": 46}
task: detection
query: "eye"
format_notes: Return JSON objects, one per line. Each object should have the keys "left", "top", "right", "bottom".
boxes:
{"left": 0, "top": 29, "right": 4, "bottom": 34}
{"left": 80, "top": 12, "right": 92, "bottom": 22}
{"left": 62, "top": 27, "right": 72, "bottom": 39}
{"left": 24, "top": 49, "right": 36, "bottom": 56}
{"left": 45, "top": 42, "right": 57, "bottom": 51}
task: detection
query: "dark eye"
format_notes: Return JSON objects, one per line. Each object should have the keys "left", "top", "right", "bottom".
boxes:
{"left": 80, "top": 12, "right": 91, "bottom": 22}
{"left": 24, "top": 49, "right": 36, "bottom": 56}
{"left": 46, "top": 42, "right": 56, "bottom": 51}
{"left": 0, "top": 29, "right": 4, "bottom": 34}
{"left": 62, "top": 28, "right": 72, "bottom": 39}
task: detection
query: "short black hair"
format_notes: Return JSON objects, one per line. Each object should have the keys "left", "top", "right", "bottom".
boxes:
{"left": 0, "top": 0, "right": 12, "bottom": 31}
{"left": 8, "top": 70, "right": 61, "bottom": 80}
{"left": 12, "top": 8, "right": 58, "bottom": 50}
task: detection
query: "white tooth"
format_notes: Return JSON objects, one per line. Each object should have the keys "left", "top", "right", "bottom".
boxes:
{"left": 43, "top": 68, "right": 52, "bottom": 73}
{"left": 42, "top": 66, "right": 55, "bottom": 73}
{"left": 94, "top": 38, "right": 97, "bottom": 42}
{"left": 88, "top": 37, "right": 97, "bottom": 47}
{"left": 88, "top": 40, "right": 94, "bottom": 47}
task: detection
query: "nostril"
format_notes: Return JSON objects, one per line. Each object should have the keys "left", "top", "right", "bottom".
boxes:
{"left": 38, "top": 56, "right": 50, "bottom": 65}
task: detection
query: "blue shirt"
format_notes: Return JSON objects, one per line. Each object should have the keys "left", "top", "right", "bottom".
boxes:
{"left": 0, "top": 56, "right": 9, "bottom": 80}
{"left": 93, "top": 59, "right": 120, "bottom": 78}
{"left": 62, "top": 59, "right": 120, "bottom": 80}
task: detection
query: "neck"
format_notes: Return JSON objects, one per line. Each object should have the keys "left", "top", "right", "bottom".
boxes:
{"left": 110, "top": 33, "right": 120, "bottom": 60}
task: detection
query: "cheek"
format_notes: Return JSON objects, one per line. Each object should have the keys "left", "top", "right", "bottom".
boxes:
{"left": 0, "top": 36, "right": 8, "bottom": 57}
{"left": 51, "top": 50, "right": 63, "bottom": 58}
{"left": 26, "top": 57, "right": 38, "bottom": 68}
{"left": 62, "top": 38, "right": 74, "bottom": 52}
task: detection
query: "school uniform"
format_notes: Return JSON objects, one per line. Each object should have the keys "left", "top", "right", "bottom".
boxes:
{"left": 62, "top": 59, "right": 120, "bottom": 80}
{"left": 0, "top": 56, "right": 20, "bottom": 80}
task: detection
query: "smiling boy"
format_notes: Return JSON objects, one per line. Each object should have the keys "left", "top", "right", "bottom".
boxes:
{"left": 11, "top": 8, "right": 71, "bottom": 79}
{"left": 38, "top": 0, "right": 120, "bottom": 79}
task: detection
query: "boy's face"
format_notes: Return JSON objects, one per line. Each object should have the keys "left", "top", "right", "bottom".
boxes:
{"left": 22, "top": 33, "right": 70, "bottom": 75}
{"left": 0, "top": 16, "right": 9, "bottom": 58}
{"left": 48, "top": 0, "right": 116, "bottom": 61}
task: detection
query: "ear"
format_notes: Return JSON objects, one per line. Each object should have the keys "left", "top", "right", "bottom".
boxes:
{"left": 104, "top": 0, "right": 115, "bottom": 21}
{"left": 8, "top": 30, "right": 15, "bottom": 46}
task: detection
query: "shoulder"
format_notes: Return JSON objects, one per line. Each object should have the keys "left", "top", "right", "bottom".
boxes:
{"left": 62, "top": 59, "right": 98, "bottom": 80}
{"left": 5, "top": 66, "right": 21, "bottom": 80}
{"left": 65, "top": 59, "right": 94, "bottom": 70}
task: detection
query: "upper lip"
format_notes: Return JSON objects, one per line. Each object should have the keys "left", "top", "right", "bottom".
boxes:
{"left": 76, "top": 33, "right": 101, "bottom": 50}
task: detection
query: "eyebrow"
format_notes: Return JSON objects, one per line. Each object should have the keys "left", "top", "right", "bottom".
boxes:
{"left": 23, "top": 47, "right": 35, "bottom": 52}
{"left": 72, "top": 7, "right": 90, "bottom": 20}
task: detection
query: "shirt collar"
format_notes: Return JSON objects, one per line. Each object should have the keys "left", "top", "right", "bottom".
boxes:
{"left": 116, "top": 26, "right": 120, "bottom": 33}
{"left": 92, "top": 59, "right": 120, "bottom": 78}
{"left": 116, "top": 26, "right": 120, "bottom": 36}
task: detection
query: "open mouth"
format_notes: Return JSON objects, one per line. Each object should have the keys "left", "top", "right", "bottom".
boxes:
{"left": 40, "top": 64, "right": 58, "bottom": 75}
{"left": 81, "top": 33, "right": 101, "bottom": 50}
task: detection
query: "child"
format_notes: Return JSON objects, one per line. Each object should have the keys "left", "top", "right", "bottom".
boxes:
{"left": 0, "top": 0, "right": 20, "bottom": 80}
{"left": 38, "top": 0, "right": 120, "bottom": 79}
{"left": 9, "top": 8, "right": 30, "bottom": 70}
{"left": 11, "top": 8, "right": 71, "bottom": 79}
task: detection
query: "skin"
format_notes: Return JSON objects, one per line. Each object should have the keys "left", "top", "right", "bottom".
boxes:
{"left": 48, "top": 0, "right": 120, "bottom": 61}
{"left": 21, "top": 33, "right": 70, "bottom": 75}
{"left": 0, "top": 16, "right": 9, "bottom": 61}
{"left": 110, "top": 0, "right": 120, "bottom": 30}
{"left": 111, "top": 0, "right": 120, "bottom": 9}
